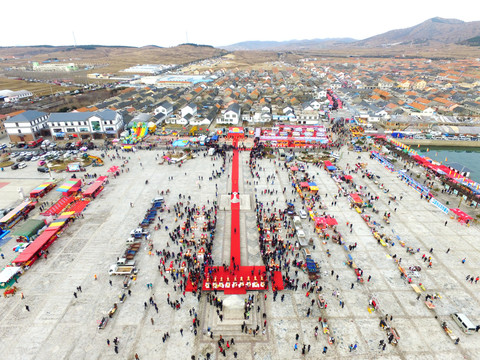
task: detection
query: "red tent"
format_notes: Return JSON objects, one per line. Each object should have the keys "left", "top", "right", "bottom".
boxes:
{"left": 350, "top": 193, "right": 363, "bottom": 204}
{"left": 450, "top": 208, "right": 473, "bottom": 221}
{"left": 300, "top": 182, "right": 309, "bottom": 188}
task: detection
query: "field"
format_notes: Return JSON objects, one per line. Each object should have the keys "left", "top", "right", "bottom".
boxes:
{"left": 0, "top": 77, "right": 79, "bottom": 97}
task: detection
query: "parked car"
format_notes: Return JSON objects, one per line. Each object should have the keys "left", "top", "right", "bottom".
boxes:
{"left": 18, "top": 162, "right": 27, "bottom": 169}
{"left": 37, "top": 166, "right": 49, "bottom": 173}
{"left": 11, "top": 163, "right": 19, "bottom": 170}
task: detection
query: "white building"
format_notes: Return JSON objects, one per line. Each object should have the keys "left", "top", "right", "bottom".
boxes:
{"left": 181, "top": 103, "right": 197, "bottom": 118}
{"left": 154, "top": 100, "right": 173, "bottom": 116}
{"left": 48, "top": 109, "right": 123, "bottom": 139}
{"left": 219, "top": 103, "right": 240, "bottom": 125}
{"left": 0, "top": 90, "right": 33, "bottom": 103}
{"left": 4, "top": 110, "right": 49, "bottom": 143}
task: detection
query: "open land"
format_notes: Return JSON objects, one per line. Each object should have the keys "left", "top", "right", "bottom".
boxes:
{"left": 0, "top": 139, "right": 479, "bottom": 359}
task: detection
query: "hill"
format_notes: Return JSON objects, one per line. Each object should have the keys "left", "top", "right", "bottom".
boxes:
{"left": 355, "top": 17, "right": 480, "bottom": 47}
{"left": 0, "top": 44, "right": 228, "bottom": 72}
{"left": 221, "top": 38, "right": 356, "bottom": 51}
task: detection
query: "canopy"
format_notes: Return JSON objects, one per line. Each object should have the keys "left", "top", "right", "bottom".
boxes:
{"left": 324, "top": 161, "right": 333, "bottom": 167}
{"left": 310, "top": 186, "right": 319, "bottom": 191}
{"left": 57, "top": 179, "right": 82, "bottom": 193}
{"left": 12, "top": 228, "right": 59, "bottom": 264}
{"left": 107, "top": 166, "right": 119, "bottom": 173}
{"left": 344, "top": 175, "right": 353, "bottom": 180}
{"left": 350, "top": 193, "right": 363, "bottom": 204}
{"left": 300, "top": 182, "right": 309, "bottom": 188}
{"left": 290, "top": 166, "right": 298, "bottom": 171}
{"left": 450, "top": 208, "right": 473, "bottom": 221}
{"left": 308, "top": 182, "right": 317, "bottom": 186}
{"left": 29, "top": 182, "right": 54, "bottom": 197}
{"left": 0, "top": 267, "right": 21, "bottom": 283}
{"left": 48, "top": 212, "right": 74, "bottom": 231}
{"left": 83, "top": 181, "right": 103, "bottom": 197}
{"left": 0, "top": 201, "right": 33, "bottom": 224}
{"left": 12, "top": 219, "right": 45, "bottom": 239}
{"left": 315, "top": 216, "right": 338, "bottom": 227}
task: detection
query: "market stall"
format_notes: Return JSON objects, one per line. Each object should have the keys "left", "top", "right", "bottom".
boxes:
{"left": 29, "top": 182, "right": 56, "bottom": 199}
{"left": 56, "top": 179, "right": 82, "bottom": 197}
{"left": 449, "top": 208, "right": 473, "bottom": 224}
{"left": 0, "top": 267, "right": 21, "bottom": 288}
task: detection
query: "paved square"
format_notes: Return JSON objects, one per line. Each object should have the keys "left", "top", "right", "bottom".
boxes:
{"left": 0, "top": 144, "right": 479, "bottom": 359}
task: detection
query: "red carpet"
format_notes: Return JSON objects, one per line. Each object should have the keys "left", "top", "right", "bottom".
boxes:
{"left": 186, "top": 137, "right": 273, "bottom": 294}
{"left": 272, "top": 271, "right": 284, "bottom": 291}
{"left": 230, "top": 146, "right": 240, "bottom": 267}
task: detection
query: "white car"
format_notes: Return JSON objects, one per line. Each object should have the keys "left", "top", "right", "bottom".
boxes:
{"left": 18, "top": 162, "right": 27, "bottom": 169}
{"left": 299, "top": 209, "right": 307, "bottom": 219}
{"left": 31, "top": 156, "right": 39, "bottom": 161}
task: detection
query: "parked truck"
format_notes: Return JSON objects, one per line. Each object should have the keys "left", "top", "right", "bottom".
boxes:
{"left": 109, "top": 265, "right": 138, "bottom": 276}
{"left": 27, "top": 137, "right": 44, "bottom": 148}
{"left": 116, "top": 258, "right": 136, "bottom": 266}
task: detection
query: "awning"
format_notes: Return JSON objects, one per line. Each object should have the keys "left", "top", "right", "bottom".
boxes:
{"left": 12, "top": 219, "right": 45, "bottom": 239}
{"left": 300, "top": 182, "right": 309, "bottom": 188}
{"left": 83, "top": 181, "right": 103, "bottom": 197}
{"left": 450, "top": 208, "right": 473, "bottom": 220}
{"left": 290, "top": 166, "right": 298, "bottom": 171}
{"left": 12, "top": 228, "right": 59, "bottom": 264}
{"left": 0, "top": 267, "right": 21, "bottom": 283}
{"left": 57, "top": 179, "right": 82, "bottom": 193}
{"left": 0, "top": 201, "right": 33, "bottom": 224}
{"left": 350, "top": 193, "right": 363, "bottom": 204}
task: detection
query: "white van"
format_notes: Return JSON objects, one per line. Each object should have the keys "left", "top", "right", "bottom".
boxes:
{"left": 299, "top": 209, "right": 307, "bottom": 219}
{"left": 293, "top": 216, "right": 301, "bottom": 226}
{"left": 301, "top": 248, "right": 311, "bottom": 259}
{"left": 451, "top": 313, "right": 476, "bottom": 334}
{"left": 297, "top": 229, "right": 305, "bottom": 238}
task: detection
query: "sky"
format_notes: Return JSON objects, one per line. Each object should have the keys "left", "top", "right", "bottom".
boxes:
{"left": 2, "top": 0, "right": 479, "bottom": 47}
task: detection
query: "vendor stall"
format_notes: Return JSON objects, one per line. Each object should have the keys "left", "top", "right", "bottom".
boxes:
{"left": 12, "top": 219, "right": 45, "bottom": 241}
{"left": 449, "top": 208, "right": 473, "bottom": 224}
{"left": 0, "top": 267, "right": 21, "bottom": 288}
{"left": 29, "top": 182, "right": 56, "bottom": 199}
{"left": 57, "top": 179, "right": 82, "bottom": 197}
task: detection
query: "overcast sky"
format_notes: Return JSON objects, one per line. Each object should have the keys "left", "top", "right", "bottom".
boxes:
{"left": 2, "top": 0, "right": 479, "bottom": 47}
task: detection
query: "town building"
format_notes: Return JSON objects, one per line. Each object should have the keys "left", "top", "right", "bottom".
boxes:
{"left": 0, "top": 90, "right": 33, "bottom": 103}
{"left": 219, "top": 103, "right": 241, "bottom": 125}
{"left": 4, "top": 110, "right": 49, "bottom": 143}
{"left": 48, "top": 109, "right": 123, "bottom": 140}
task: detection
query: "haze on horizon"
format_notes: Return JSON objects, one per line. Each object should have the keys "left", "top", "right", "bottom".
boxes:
{"left": 3, "top": 0, "right": 479, "bottom": 48}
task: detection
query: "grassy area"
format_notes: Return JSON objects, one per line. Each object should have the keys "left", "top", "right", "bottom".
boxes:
{"left": 0, "top": 160, "right": 14, "bottom": 168}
